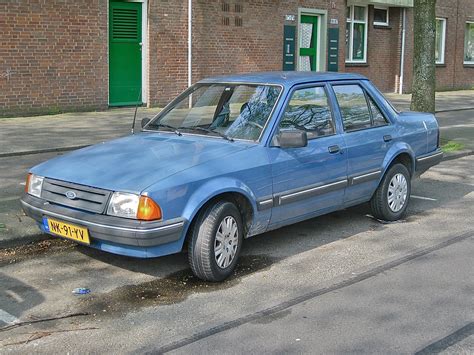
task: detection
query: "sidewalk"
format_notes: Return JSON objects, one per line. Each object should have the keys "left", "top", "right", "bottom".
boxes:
{"left": 0, "top": 107, "right": 162, "bottom": 157}
{"left": 385, "top": 90, "right": 474, "bottom": 113}
{"left": 1, "top": 90, "right": 473, "bottom": 158}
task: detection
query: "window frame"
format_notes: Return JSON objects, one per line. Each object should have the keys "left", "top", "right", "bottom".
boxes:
{"left": 435, "top": 17, "right": 447, "bottom": 65}
{"left": 330, "top": 82, "right": 390, "bottom": 133}
{"left": 345, "top": 5, "right": 369, "bottom": 63}
{"left": 464, "top": 21, "right": 474, "bottom": 65}
{"left": 276, "top": 83, "right": 337, "bottom": 141}
{"left": 373, "top": 6, "right": 389, "bottom": 27}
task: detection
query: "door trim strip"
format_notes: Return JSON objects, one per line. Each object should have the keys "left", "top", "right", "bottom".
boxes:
{"left": 256, "top": 198, "right": 273, "bottom": 211}
{"left": 349, "top": 170, "right": 382, "bottom": 186}
{"left": 278, "top": 179, "right": 348, "bottom": 206}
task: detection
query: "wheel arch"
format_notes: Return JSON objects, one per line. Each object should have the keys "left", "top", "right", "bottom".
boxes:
{"left": 382, "top": 144, "right": 416, "bottom": 179}
{"left": 181, "top": 179, "right": 258, "bottom": 249}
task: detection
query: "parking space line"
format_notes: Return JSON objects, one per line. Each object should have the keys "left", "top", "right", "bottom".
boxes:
{"left": 0, "top": 309, "right": 19, "bottom": 325}
{"left": 411, "top": 195, "right": 437, "bottom": 201}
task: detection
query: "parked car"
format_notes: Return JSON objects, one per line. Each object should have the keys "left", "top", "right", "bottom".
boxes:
{"left": 21, "top": 72, "right": 443, "bottom": 281}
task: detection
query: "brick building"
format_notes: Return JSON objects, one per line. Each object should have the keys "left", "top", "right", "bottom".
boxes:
{"left": 1, "top": 0, "right": 473, "bottom": 116}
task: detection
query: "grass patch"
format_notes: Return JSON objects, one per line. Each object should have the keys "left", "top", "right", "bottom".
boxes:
{"left": 441, "top": 140, "right": 464, "bottom": 153}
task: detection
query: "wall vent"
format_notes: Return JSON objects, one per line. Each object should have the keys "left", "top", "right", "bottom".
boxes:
{"left": 112, "top": 8, "right": 138, "bottom": 40}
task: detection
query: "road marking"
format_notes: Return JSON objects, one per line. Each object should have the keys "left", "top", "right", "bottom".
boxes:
{"left": 19, "top": 182, "right": 26, "bottom": 186}
{"left": 5, "top": 290, "right": 24, "bottom": 303}
{"left": 440, "top": 123, "right": 474, "bottom": 129}
{"left": 411, "top": 195, "right": 437, "bottom": 201}
{"left": 0, "top": 309, "right": 19, "bottom": 325}
{"left": 415, "top": 322, "right": 474, "bottom": 354}
{"left": 0, "top": 196, "right": 20, "bottom": 203}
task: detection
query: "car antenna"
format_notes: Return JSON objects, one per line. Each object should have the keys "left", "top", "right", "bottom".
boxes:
{"left": 131, "top": 89, "right": 142, "bottom": 135}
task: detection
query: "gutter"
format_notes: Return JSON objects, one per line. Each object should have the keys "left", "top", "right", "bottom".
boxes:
{"left": 188, "top": 0, "right": 192, "bottom": 88}
{"left": 399, "top": 7, "right": 406, "bottom": 94}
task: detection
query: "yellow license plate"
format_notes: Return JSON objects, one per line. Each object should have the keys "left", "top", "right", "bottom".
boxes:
{"left": 46, "top": 218, "right": 90, "bottom": 245}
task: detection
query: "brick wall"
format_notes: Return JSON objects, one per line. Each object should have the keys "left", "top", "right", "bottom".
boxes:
{"left": 344, "top": 6, "right": 403, "bottom": 93}
{"left": 402, "top": 0, "right": 474, "bottom": 93}
{"left": 148, "top": 0, "right": 189, "bottom": 108}
{"left": 0, "top": 0, "right": 108, "bottom": 117}
{"left": 1, "top": 0, "right": 473, "bottom": 116}
{"left": 149, "top": 0, "right": 343, "bottom": 107}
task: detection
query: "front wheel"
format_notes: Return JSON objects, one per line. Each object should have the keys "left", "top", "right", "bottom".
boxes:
{"left": 370, "top": 163, "right": 411, "bottom": 221}
{"left": 188, "top": 201, "right": 243, "bottom": 282}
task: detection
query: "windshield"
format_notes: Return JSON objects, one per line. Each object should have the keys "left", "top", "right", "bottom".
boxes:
{"left": 147, "top": 84, "right": 282, "bottom": 141}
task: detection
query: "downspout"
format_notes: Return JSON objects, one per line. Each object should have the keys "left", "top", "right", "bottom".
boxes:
{"left": 188, "top": 0, "right": 192, "bottom": 88}
{"left": 399, "top": 7, "right": 406, "bottom": 94}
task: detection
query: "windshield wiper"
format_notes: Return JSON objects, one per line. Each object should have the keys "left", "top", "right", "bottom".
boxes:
{"left": 147, "top": 123, "right": 182, "bottom": 136}
{"left": 179, "top": 126, "right": 234, "bottom": 142}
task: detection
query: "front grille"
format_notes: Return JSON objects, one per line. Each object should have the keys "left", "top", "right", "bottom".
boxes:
{"left": 41, "top": 178, "right": 111, "bottom": 214}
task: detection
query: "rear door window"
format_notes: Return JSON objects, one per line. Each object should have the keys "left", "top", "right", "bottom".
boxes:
{"left": 332, "top": 83, "right": 389, "bottom": 131}
{"left": 332, "top": 84, "right": 372, "bottom": 131}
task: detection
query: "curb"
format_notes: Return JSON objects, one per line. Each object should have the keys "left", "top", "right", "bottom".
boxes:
{"left": 0, "top": 145, "right": 90, "bottom": 159}
{"left": 442, "top": 150, "right": 474, "bottom": 161}
{"left": 435, "top": 107, "right": 474, "bottom": 114}
{"left": 0, "top": 232, "right": 51, "bottom": 250}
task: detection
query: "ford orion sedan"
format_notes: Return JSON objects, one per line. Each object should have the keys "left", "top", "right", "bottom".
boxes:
{"left": 21, "top": 72, "right": 443, "bottom": 281}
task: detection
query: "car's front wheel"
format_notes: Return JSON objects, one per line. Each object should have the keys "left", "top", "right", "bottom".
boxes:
{"left": 370, "top": 163, "right": 411, "bottom": 221}
{"left": 188, "top": 200, "right": 243, "bottom": 282}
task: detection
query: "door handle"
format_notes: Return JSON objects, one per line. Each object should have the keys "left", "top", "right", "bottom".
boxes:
{"left": 383, "top": 135, "right": 392, "bottom": 142}
{"left": 328, "top": 145, "right": 341, "bottom": 154}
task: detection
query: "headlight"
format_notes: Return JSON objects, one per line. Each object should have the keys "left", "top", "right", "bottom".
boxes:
{"left": 107, "top": 192, "right": 140, "bottom": 219}
{"left": 26, "top": 173, "right": 44, "bottom": 198}
{"left": 107, "top": 192, "right": 162, "bottom": 221}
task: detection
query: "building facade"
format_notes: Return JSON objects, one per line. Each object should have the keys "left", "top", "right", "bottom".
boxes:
{"left": 1, "top": 0, "right": 473, "bottom": 116}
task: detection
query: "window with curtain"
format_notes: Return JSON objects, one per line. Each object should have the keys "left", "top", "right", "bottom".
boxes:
{"left": 465, "top": 22, "right": 474, "bottom": 64}
{"left": 346, "top": 5, "right": 368, "bottom": 63}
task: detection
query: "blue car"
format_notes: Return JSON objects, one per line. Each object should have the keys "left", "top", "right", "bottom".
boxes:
{"left": 21, "top": 72, "right": 443, "bottom": 281}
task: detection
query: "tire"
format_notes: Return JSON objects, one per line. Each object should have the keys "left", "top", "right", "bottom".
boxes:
{"left": 188, "top": 200, "right": 243, "bottom": 282}
{"left": 370, "top": 163, "right": 411, "bottom": 221}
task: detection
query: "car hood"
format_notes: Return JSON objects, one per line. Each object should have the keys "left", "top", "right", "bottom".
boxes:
{"left": 31, "top": 133, "right": 254, "bottom": 193}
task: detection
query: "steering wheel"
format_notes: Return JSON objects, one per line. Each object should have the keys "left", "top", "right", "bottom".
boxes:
{"left": 247, "top": 121, "right": 264, "bottom": 130}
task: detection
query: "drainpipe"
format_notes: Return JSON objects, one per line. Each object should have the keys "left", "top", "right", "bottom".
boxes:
{"left": 399, "top": 7, "right": 406, "bottom": 94}
{"left": 188, "top": 0, "right": 192, "bottom": 88}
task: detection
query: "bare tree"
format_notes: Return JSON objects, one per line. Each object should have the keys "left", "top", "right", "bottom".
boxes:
{"left": 410, "top": 0, "right": 437, "bottom": 113}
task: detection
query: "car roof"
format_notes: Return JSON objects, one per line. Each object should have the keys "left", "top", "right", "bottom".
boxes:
{"left": 197, "top": 71, "right": 368, "bottom": 87}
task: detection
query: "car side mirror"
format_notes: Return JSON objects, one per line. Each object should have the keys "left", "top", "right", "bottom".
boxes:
{"left": 141, "top": 117, "right": 151, "bottom": 128}
{"left": 273, "top": 130, "right": 308, "bottom": 148}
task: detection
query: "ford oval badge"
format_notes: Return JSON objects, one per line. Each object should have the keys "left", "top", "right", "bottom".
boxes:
{"left": 65, "top": 191, "right": 77, "bottom": 200}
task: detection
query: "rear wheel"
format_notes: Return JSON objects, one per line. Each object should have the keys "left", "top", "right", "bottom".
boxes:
{"left": 370, "top": 163, "right": 411, "bottom": 221}
{"left": 188, "top": 201, "right": 243, "bottom": 282}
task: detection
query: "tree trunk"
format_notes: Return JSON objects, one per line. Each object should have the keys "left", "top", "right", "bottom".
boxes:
{"left": 410, "top": 0, "right": 437, "bottom": 113}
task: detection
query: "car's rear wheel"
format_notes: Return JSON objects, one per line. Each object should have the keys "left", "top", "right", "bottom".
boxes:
{"left": 188, "top": 200, "right": 243, "bottom": 282}
{"left": 370, "top": 163, "right": 411, "bottom": 221}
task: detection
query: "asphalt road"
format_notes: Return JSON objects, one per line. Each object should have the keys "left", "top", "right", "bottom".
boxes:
{"left": 0, "top": 151, "right": 473, "bottom": 353}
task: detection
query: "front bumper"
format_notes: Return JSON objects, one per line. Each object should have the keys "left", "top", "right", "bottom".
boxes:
{"left": 20, "top": 194, "right": 186, "bottom": 250}
{"left": 415, "top": 149, "right": 444, "bottom": 175}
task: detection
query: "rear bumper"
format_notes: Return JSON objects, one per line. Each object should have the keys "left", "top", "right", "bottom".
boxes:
{"left": 20, "top": 194, "right": 186, "bottom": 250}
{"left": 415, "top": 149, "right": 443, "bottom": 174}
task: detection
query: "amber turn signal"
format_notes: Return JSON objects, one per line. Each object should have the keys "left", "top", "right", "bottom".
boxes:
{"left": 137, "top": 196, "right": 162, "bottom": 221}
{"left": 25, "top": 173, "right": 32, "bottom": 193}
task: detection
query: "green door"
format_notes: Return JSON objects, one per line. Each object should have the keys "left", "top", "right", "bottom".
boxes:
{"left": 299, "top": 15, "right": 318, "bottom": 71}
{"left": 109, "top": 1, "right": 142, "bottom": 106}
